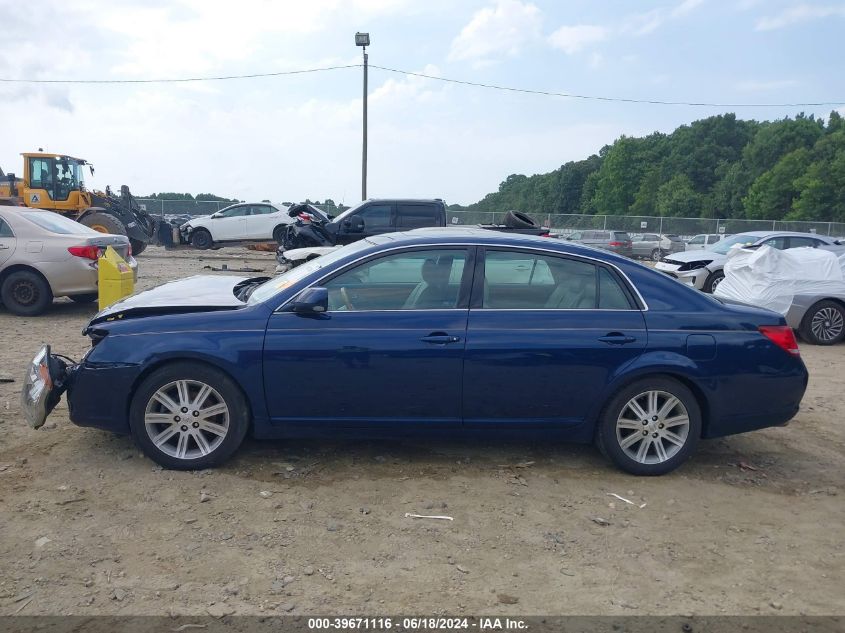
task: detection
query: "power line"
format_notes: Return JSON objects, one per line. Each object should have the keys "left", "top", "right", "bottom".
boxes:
{"left": 0, "top": 64, "right": 361, "bottom": 84}
{"left": 370, "top": 65, "right": 844, "bottom": 108}
{"left": 1, "top": 61, "right": 842, "bottom": 108}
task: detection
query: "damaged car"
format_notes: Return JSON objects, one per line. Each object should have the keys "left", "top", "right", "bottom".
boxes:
{"left": 24, "top": 228, "right": 808, "bottom": 476}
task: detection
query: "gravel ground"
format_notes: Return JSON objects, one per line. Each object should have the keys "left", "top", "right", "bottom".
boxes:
{"left": 0, "top": 246, "right": 842, "bottom": 616}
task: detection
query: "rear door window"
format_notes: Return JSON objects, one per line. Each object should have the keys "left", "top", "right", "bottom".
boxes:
{"left": 0, "top": 218, "right": 14, "bottom": 238}
{"left": 788, "top": 236, "right": 820, "bottom": 249}
{"left": 483, "top": 250, "right": 595, "bottom": 310}
{"left": 396, "top": 204, "right": 439, "bottom": 229}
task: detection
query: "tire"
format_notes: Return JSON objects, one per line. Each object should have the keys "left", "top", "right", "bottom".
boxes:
{"left": 703, "top": 270, "right": 725, "bottom": 294}
{"left": 129, "top": 362, "right": 250, "bottom": 470}
{"left": 799, "top": 300, "right": 845, "bottom": 346}
{"left": 503, "top": 210, "right": 537, "bottom": 229}
{"left": 273, "top": 225, "right": 287, "bottom": 244}
{"left": 80, "top": 212, "right": 126, "bottom": 236}
{"left": 651, "top": 249, "right": 662, "bottom": 262}
{"left": 69, "top": 293, "right": 98, "bottom": 304}
{"left": 595, "top": 377, "right": 701, "bottom": 476}
{"left": 191, "top": 228, "right": 213, "bottom": 250}
{"left": 1, "top": 270, "right": 53, "bottom": 316}
{"left": 129, "top": 238, "right": 147, "bottom": 255}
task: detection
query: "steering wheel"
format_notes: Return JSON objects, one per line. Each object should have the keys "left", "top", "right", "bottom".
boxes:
{"left": 340, "top": 287, "right": 355, "bottom": 311}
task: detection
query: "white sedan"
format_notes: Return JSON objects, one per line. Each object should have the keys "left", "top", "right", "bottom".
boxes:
{"left": 180, "top": 203, "right": 292, "bottom": 249}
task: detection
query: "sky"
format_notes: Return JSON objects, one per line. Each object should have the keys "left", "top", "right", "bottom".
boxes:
{"left": 1, "top": 0, "right": 844, "bottom": 207}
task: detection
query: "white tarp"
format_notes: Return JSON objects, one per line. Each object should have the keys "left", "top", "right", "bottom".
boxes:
{"left": 714, "top": 245, "right": 845, "bottom": 314}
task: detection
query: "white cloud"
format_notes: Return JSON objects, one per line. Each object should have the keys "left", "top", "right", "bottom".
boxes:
{"left": 448, "top": 0, "right": 542, "bottom": 64}
{"left": 625, "top": 0, "right": 707, "bottom": 35}
{"left": 547, "top": 25, "right": 608, "bottom": 54}
{"left": 755, "top": 4, "right": 845, "bottom": 30}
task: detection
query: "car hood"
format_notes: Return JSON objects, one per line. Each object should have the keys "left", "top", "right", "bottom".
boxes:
{"left": 87, "top": 275, "right": 261, "bottom": 326}
{"left": 663, "top": 250, "right": 725, "bottom": 263}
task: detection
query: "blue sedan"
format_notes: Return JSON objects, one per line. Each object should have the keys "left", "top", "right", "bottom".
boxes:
{"left": 22, "top": 228, "right": 808, "bottom": 475}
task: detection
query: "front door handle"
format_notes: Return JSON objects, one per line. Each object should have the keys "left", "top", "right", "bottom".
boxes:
{"left": 598, "top": 333, "right": 637, "bottom": 345}
{"left": 0, "top": 245, "right": 9, "bottom": 250}
{"left": 420, "top": 332, "right": 461, "bottom": 344}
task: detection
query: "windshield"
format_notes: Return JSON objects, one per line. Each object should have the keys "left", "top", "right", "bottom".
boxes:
{"left": 247, "top": 240, "right": 374, "bottom": 305}
{"left": 21, "top": 212, "right": 100, "bottom": 235}
{"left": 55, "top": 158, "right": 85, "bottom": 190}
{"left": 331, "top": 201, "right": 367, "bottom": 223}
{"left": 709, "top": 233, "right": 761, "bottom": 255}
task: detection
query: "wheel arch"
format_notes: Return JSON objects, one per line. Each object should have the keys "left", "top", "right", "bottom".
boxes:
{"left": 0, "top": 263, "right": 54, "bottom": 295}
{"left": 127, "top": 355, "right": 254, "bottom": 432}
{"left": 590, "top": 368, "right": 712, "bottom": 439}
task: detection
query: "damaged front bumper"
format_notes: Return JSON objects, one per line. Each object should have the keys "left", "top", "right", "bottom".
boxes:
{"left": 21, "top": 345, "right": 75, "bottom": 429}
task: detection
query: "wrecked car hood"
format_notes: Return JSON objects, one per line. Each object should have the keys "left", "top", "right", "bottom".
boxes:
{"left": 88, "top": 275, "right": 263, "bottom": 325}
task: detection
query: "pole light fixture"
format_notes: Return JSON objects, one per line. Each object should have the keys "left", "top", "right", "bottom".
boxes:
{"left": 356, "top": 32, "right": 370, "bottom": 200}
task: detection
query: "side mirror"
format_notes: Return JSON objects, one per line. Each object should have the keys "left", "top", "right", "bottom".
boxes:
{"left": 343, "top": 216, "right": 364, "bottom": 233}
{"left": 292, "top": 287, "right": 328, "bottom": 314}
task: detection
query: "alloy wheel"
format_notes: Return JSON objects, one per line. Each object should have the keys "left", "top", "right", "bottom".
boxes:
{"left": 811, "top": 307, "right": 844, "bottom": 342}
{"left": 615, "top": 390, "right": 690, "bottom": 464}
{"left": 144, "top": 379, "right": 230, "bottom": 460}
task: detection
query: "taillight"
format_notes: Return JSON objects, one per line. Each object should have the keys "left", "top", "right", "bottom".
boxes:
{"left": 68, "top": 245, "right": 103, "bottom": 261}
{"left": 127, "top": 243, "right": 132, "bottom": 257}
{"left": 609, "top": 241, "right": 623, "bottom": 247}
{"left": 759, "top": 326, "right": 800, "bottom": 356}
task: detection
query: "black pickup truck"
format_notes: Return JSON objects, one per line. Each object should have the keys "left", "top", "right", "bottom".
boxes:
{"left": 278, "top": 198, "right": 549, "bottom": 269}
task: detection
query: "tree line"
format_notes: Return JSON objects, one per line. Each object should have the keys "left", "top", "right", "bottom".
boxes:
{"left": 451, "top": 111, "right": 845, "bottom": 222}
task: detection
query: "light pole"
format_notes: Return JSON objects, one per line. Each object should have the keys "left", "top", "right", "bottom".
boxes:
{"left": 355, "top": 32, "right": 370, "bottom": 200}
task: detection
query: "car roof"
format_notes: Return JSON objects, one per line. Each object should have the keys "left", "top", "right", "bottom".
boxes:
{"left": 365, "top": 227, "right": 631, "bottom": 261}
{"left": 737, "top": 230, "right": 832, "bottom": 239}
{"left": 365, "top": 198, "right": 445, "bottom": 204}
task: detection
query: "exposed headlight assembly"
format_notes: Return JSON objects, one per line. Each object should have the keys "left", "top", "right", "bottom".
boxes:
{"left": 678, "top": 260, "right": 712, "bottom": 272}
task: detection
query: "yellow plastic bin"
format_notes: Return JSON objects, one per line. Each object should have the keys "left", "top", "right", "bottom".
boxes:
{"left": 98, "top": 246, "right": 135, "bottom": 310}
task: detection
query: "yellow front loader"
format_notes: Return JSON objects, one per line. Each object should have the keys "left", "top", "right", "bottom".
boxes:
{"left": 0, "top": 152, "right": 160, "bottom": 254}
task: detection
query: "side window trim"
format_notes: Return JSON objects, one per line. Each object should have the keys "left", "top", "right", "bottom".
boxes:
{"left": 473, "top": 246, "right": 639, "bottom": 311}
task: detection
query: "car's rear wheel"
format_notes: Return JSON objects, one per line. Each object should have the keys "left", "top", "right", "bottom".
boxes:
{"left": 799, "top": 300, "right": 845, "bottom": 345}
{"left": 191, "top": 229, "right": 213, "bottom": 250}
{"left": 1, "top": 270, "right": 53, "bottom": 316}
{"left": 596, "top": 377, "right": 701, "bottom": 475}
{"left": 651, "top": 249, "right": 662, "bottom": 262}
{"left": 703, "top": 270, "right": 725, "bottom": 293}
{"left": 129, "top": 362, "right": 249, "bottom": 470}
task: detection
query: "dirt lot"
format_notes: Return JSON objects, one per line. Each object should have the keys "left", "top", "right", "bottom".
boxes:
{"left": 0, "top": 246, "right": 843, "bottom": 617}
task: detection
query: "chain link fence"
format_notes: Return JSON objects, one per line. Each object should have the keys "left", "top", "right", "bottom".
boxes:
{"left": 445, "top": 210, "right": 845, "bottom": 239}
{"left": 137, "top": 199, "right": 845, "bottom": 239}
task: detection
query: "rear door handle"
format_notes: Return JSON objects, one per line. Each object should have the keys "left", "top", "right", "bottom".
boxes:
{"left": 0, "top": 245, "right": 9, "bottom": 250}
{"left": 598, "top": 333, "right": 637, "bottom": 345}
{"left": 420, "top": 333, "right": 461, "bottom": 344}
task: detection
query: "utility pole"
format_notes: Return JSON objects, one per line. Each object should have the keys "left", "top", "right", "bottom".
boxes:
{"left": 355, "top": 32, "right": 370, "bottom": 200}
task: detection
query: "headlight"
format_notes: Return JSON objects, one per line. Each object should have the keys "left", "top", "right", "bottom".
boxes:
{"left": 179, "top": 223, "right": 191, "bottom": 231}
{"left": 678, "top": 260, "right": 712, "bottom": 272}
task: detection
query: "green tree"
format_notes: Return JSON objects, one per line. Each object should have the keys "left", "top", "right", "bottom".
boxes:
{"left": 655, "top": 174, "right": 703, "bottom": 217}
{"left": 744, "top": 148, "right": 811, "bottom": 220}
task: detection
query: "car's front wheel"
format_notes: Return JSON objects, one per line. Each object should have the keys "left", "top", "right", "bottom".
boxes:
{"left": 191, "top": 229, "right": 213, "bottom": 250}
{"left": 129, "top": 362, "right": 249, "bottom": 469}
{"left": 799, "top": 300, "right": 845, "bottom": 345}
{"left": 703, "top": 270, "right": 725, "bottom": 293}
{"left": 596, "top": 377, "right": 701, "bottom": 475}
{"left": 651, "top": 248, "right": 663, "bottom": 262}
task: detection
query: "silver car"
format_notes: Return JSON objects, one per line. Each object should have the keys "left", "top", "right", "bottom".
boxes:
{"left": 786, "top": 294, "right": 845, "bottom": 346}
{"left": 631, "top": 233, "right": 686, "bottom": 261}
{"left": 0, "top": 209, "right": 137, "bottom": 316}
{"left": 655, "top": 231, "right": 845, "bottom": 293}
{"left": 565, "top": 230, "right": 633, "bottom": 257}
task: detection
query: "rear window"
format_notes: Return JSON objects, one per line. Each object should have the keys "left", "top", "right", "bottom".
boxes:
{"left": 612, "top": 232, "right": 631, "bottom": 241}
{"left": 20, "top": 212, "right": 100, "bottom": 235}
